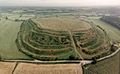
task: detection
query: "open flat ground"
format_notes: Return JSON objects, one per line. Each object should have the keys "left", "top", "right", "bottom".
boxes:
{"left": 0, "top": 62, "right": 82, "bottom": 74}
{"left": 14, "top": 63, "right": 82, "bottom": 74}
{"left": 0, "top": 18, "right": 31, "bottom": 60}
{"left": 33, "top": 17, "right": 91, "bottom": 31}
{"left": 0, "top": 62, "right": 16, "bottom": 74}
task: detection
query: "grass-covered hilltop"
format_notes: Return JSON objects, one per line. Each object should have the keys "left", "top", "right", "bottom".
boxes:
{"left": 16, "top": 17, "right": 111, "bottom": 61}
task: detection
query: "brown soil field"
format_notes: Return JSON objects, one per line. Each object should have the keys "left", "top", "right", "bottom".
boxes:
{"left": 33, "top": 17, "right": 91, "bottom": 31}
{"left": 0, "top": 62, "right": 16, "bottom": 74}
{"left": 14, "top": 63, "right": 83, "bottom": 74}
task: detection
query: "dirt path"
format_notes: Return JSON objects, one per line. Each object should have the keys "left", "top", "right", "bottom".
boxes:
{"left": 68, "top": 31, "right": 84, "bottom": 60}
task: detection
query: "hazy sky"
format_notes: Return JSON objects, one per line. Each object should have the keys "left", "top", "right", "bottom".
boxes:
{"left": 0, "top": 0, "right": 120, "bottom": 6}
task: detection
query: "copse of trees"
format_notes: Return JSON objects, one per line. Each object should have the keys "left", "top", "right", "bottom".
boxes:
{"left": 5, "top": 16, "right": 8, "bottom": 20}
{"left": 15, "top": 19, "right": 25, "bottom": 21}
{"left": 69, "top": 55, "right": 79, "bottom": 60}
{"left": 91, "top": 57, "right": 97, "bottom": 64}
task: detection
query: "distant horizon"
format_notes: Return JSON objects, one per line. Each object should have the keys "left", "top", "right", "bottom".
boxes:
{"left": 0, "top": 5, "right": 120, "bottom": 7}
{"left": 0, "top": 0, "right": 120, "bottom": 7}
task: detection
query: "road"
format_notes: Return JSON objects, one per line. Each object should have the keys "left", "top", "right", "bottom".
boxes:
{"left": 97, "top": 48, "right": 120, "bottom": 61}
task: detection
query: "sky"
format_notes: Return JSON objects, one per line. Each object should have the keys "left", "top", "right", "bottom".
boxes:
{"left": 0, "top": 0, "right": 120, "bottom": 6}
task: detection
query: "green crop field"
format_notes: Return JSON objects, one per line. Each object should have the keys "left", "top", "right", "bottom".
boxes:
{"left": 0, "top": 18, "right": 32, "bottom": 60}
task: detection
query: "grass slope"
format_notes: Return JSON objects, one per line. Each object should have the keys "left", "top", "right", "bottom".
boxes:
{"left": 91, "top": 19, "right": 120, "bottom": 42}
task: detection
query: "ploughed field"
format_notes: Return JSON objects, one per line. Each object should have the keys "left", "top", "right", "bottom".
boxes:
{"left": 16, "top": 17, "right": 111, "bottom": 60}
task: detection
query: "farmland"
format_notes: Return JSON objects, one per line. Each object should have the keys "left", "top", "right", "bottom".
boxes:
{"left": 101, "top": 16, "right": 120, "bottom": 29}
{"left": 0, "top": 62, "right": 16, "bottom": 74}
{"left": 83, "top": 48, "right": 120, "bottom": 74}
{"left": 14, "top": 63, "right": 82, "bottom": 74}
{"left": 0, "top": 61, "right": 82, "bottom": 74}
{"left": 0, "top": 17, "right": 32, "bottom": 60}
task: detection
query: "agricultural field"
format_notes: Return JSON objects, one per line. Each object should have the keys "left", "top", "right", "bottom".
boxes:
{"left": 83, "top": 49, "right": 120, "bottom": 74}
{"left": 0, "top": 61, "right": 83, "bottom": 74}
{"left": 14, "top": 63, "right": 82, "bottom": 74}
{"left": 0, "top": 62, "right": 16, "bottom": 74}
{"left": 101, "top": 16, "right": 120, "bottom": 29}
{"left": 0, "top": 17, "right": 32, "bottom": 60}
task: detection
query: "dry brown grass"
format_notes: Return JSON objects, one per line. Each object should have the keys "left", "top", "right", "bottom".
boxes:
{"left": 14, "top": 63, "right": 83, "bottom": 74}
{"left": 0, "top": 62, "right": 16, "bottom": 74}
{"left": 33, "top": 17, "right": 91, "bottom": 31}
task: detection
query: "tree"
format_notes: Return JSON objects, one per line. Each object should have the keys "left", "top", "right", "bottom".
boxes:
{"left": 6, "top": 16, "right": 8, "bottom": 20}
{"left": 110, "top": 44, "right": 117, "bottom": 52}
{"left": 0, "top": 54, "right": 2, "bottom": 61}
{"left": 55, "top": 58, "right": 58, "bottom": 60}
{"left": 91, "top": 57, "right": 97, "bottom": 64}
{"left": 69, "top": 55, "right": 75, "bottom": 60}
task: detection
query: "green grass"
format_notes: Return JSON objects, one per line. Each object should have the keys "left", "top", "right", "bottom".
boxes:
{"left": 16, "top": 19, "right": 79, "bottom": 60}
{"left": 91, "top": 19, "right": 120, "bottom": 42}
{"left": 0, "top": 18, "right": 32, "bottom": 60}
